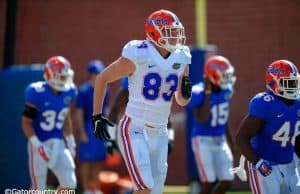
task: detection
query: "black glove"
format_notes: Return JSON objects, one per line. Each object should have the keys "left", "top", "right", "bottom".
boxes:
{"left": 181, "top": 76, "right": 192, "bottom": 99}
{"left": 168, "top": 139, "right": 174, "bottom": 155}
{"left": 92, "top": 113, "right": 114, "bottom": 141}
{"left": 106, "top": 140, "right": 119, "bottom": 155}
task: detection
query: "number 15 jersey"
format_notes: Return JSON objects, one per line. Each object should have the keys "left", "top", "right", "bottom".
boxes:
{"left": 122, "top": 40, "right": 191, "bottom": 126}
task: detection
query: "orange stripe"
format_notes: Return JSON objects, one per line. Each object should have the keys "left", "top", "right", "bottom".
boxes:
{"left": 254, "top": 168, "right": 262, "bottom": 194}
{"left": 120, "top": 116, "right": 142, "bottom": 190}
{"left": 248, "top": 162, "right": 257, "bottom": 194}
{"left": 29, "top": 143, "right": 37, "bottom": 189}
{"left": 125, "top": 117, "right": 148, "bottom": 189}
{"left": 193, "top": 138, "right": 208, "bottom": 182}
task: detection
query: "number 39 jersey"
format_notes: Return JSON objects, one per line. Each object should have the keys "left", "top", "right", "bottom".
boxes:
{"left": 188, "top": 83, "right": 233, "bottom": 137}
{"left": 249, "top": 91, "right": 300, "bottom": 164}
{"left": 122, "top": 40, "right": 191, "bottom": 126}
{"left": 25, "top": 81, "right": 77, "bottom": 142}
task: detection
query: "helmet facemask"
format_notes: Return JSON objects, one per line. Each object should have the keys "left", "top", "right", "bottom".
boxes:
{"left": 44, "top": 66, "right": 74, "bottom": 92}
{"left": 152, "top": 21, "right": 186, "bottom": 52}
{"left": 276, "top": 75, "right": 300, "bottom": 100}
{"left": 219, "top": 66, "right": 236, "bottom": 89}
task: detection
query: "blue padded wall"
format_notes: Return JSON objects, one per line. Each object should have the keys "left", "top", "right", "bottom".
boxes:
{"left": 0, "top": 65, "right": 43, "bottom": 190}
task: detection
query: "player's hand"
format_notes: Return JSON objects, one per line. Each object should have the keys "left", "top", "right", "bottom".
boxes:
{"left": 106, "top": 140, "right": 119, "bottom": 155}
{"left": 37, "top": 146, "right": 50, "bottom": 161}
{"left": 255, "top": 159, "right": 272, "bottom": 177}
{"left": 92, "top": 113, "right": 114, "bottom": 141}
{"left": 181, "top": 76, "right": 192, "bottom": 99}
{"left": 167, "top": 128, "right": 175, "bottom": 155}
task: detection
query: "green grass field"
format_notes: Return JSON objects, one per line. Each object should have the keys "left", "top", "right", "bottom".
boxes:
{"left": 163, "top": 186, "right": 251, "bottom": 194}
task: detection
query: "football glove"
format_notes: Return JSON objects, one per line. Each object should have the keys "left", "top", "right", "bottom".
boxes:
{"left": 256, "top": 159, "right": 272, "bottom": 177}
{"left": 30, "top": 136, "right": 50, "bottom": 161}
{"left": 230, "top": 155, "right": 247, "bottom": 181}
{"left": 93, "top": 113, "right": 114, "bottom": 141}
{"left": 181, "top": 76, "right": 192, "bottom": 99}
{"left": 106, "top": 140, "right": 119, "bottom": 155}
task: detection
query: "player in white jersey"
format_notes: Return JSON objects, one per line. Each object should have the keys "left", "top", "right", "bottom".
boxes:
{"left": 92, "top": 9, "right": 192, "bottom": 194}
{"left": 22, "top": 56, "right": 77, "bottom": 191}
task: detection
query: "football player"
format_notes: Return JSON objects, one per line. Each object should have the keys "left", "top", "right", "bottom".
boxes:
{"left": 188, "top": 56, "right": 236, "bottom": 194}
{"left": 75, "top": 60, "right": 109, "bottom": 194}
{"left": 92, "top": 9, "right": 192, "bottom": 194}
{"left": 236, "top": 60, "right": 300, "bottom": 194}
{"left": 21, "top": 56, "right": 77, "bottom": 190}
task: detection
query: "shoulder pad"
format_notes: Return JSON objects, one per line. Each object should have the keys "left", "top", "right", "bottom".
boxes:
{"left": 174, "top": 45, "right": 192, "bottom": 65}
{"left": 122, "top": 40, "right": 150, "bottom": 65}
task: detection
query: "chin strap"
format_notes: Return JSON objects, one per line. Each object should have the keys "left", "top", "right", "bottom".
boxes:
{"left": 230, "top": 155, "right": 247, "bottom": 181}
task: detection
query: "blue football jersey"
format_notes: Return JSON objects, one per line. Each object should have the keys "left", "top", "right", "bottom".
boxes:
{"left": 76, "top": 82, "right": 109, "bottom": 123}
{"left": 188, "top": 82, "right": 233, "bottom": 137}
{"left": 249, "top": 91, "right": 300, "bottom": 164}
{"left": 24, "top": 81, "right": 77, "bottom": 141}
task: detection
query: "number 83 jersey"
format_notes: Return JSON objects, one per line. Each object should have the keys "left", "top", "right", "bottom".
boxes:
{"left": 24, "top": 81, "right": 77, "bottom": 142}
{"left": 249, "top": 91, "right": 300, "bottom": 164}
{"left": 122, "top": 40, "right": 191, "bottom": 126}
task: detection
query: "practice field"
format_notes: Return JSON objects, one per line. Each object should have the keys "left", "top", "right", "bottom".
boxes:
{"left": 164, "top": 186, "right": 251, "bottom": 194}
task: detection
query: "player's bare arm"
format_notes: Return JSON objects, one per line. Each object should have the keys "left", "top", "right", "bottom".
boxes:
{"left": 175, "top": 65, "right": 191, "bottom": 106}
{"left": 107, "top": 88, "right": 129, "bottom": 123}
{"left": 93, "top": 56, "right": 135, "bottom": 115}
{"left": 193, "top": 78, "right": 212, "bottom": 123}
{"left": 63, "top": 111, "right": 76, "bottom": 158}
{"left": 63, "top": 111, "right": 73, "bottom": 136}
{"left": 225, "top": 124, "right": 235, "bottom": 151}
{"left": 235, "top": 114, "right": 264, "bottom": 163}
{"left": 22, "top": 103, "right": 39, "bottom": 138}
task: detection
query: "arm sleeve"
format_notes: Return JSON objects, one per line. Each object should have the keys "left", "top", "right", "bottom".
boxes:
{"left": 120, "top": 77, "right": 129, "bottom": 89}
{"left": 249, "top": 97, "right": 268, "bottom": 120}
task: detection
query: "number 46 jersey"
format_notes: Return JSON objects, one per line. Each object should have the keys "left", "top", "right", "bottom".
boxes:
{"left": 122, "top": 40, "right": 191, "bottom": 126}
{"left": 24, "top": 81, "right": 77, "bottom": 142}
{"left": 249, "top": 91, "right": 300, "bottom": 164}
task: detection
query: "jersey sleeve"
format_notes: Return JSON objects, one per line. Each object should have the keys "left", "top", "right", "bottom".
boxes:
{"left": 248, "top": 94, "right": 268, "bottom": 120}
{"left": 121, "top": 40, "right": 140, "bottom": 64}
{"left": 181, "top": 46, "right": 192, "bottom": 65}
{"left": 24, "top": 83, "right": 40, "bottom": 107}
{"left": 187, "top": 83, "right": 205, "bottom": 107}
{"left": 120, "top": 77, "right": 129, "bottom": 89}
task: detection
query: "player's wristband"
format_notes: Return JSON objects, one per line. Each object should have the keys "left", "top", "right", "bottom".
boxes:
{"left": 29, "top": 135, "right": 42, "bottom": 148}
{"left": 167, "top": 128, "right": 175, "bottom": 141}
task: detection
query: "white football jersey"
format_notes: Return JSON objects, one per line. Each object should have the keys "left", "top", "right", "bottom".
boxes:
{"left": 122, "top": 40, "right": 191, "bottom": 126}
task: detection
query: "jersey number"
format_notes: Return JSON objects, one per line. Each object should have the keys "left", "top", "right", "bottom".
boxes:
{"left": 40, "top": 108, "right": 69, "bottom": 131}
{"left": 272, "top": 121, "right": 300, "bottom": 147}
{"left": 210, "top": 102, "right": 229, "bottom": 127}
{"left": 143, "top": 73, "right": 178, "bottom": 101}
